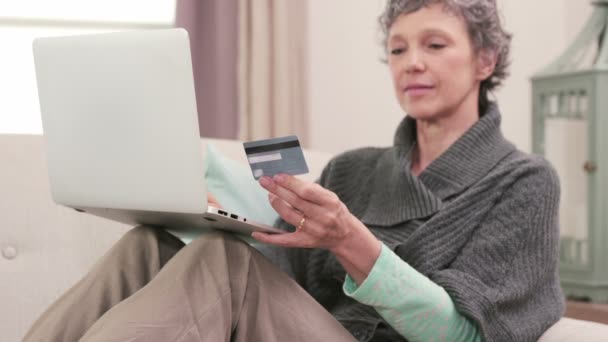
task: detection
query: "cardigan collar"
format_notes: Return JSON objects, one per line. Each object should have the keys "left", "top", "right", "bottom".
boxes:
{"left": 361, "top": 103, "right": 516, "bottom": 227}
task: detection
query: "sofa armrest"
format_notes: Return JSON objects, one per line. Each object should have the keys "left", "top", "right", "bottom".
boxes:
{"left": 538, "top": 318, "right": 608, "bottom": 341}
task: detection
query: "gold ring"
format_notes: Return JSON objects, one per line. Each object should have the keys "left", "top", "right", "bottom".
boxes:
{"left": 296, "top": 216, "right": 306, "bottom": 231}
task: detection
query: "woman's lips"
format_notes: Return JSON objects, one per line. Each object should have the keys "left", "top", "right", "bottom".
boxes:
{"left": 404, "top": 85, "right": 434, "bottom": 97}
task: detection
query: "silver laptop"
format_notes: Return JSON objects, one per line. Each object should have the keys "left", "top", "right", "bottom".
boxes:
{"left": 32, "top": 28, "right": 283, "bottom": 235}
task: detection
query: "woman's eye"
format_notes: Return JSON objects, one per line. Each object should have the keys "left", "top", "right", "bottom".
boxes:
{"left": 429, "top": 43, "right": 446, "bottom": 50}
{"left": 390, "top": 48, "right": 405, "bottom": 55}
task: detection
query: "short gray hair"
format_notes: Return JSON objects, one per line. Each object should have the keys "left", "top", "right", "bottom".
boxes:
{"left": 379, "top": 0, "right": 512, "bottom": 114}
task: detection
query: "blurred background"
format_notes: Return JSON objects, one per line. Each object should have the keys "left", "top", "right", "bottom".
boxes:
{"left": 0, "top": 0, "right": 592, "bottom": 154}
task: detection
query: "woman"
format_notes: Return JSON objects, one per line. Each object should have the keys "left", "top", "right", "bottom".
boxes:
{"left": 25, "top": 0, "right": 564, "bottom": 341}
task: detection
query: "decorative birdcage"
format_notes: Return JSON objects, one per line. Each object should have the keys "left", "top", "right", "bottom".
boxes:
{"left": 531, "top": 0, "right": 608, "bottom": 302}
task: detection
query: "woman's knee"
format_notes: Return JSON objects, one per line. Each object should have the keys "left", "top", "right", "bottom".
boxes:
{"left": 176, "top": 232, "right": 254, "bottom": 271}
{"left": 120, "top": 225, "right": 183, "bottom": 247}
{"left": 188, "top": 231, "right": 250, "bottom": 249}
{"left": 120, "top": 225, "right": 155, "bottom": 243}
{"left": 106, "top": 226, "right": 183, "bottom": 268}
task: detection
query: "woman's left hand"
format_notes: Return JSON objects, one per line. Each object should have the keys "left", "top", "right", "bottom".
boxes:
{"left": 253, "top": 173, "right": 367, "bottom": 253}
{"left": 254, "top": 173, "right": 382, "bottom": 284}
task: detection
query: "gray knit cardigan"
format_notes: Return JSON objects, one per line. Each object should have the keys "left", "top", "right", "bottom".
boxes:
{"left": 263, "top": 103, "right": 565, "bottom": 342}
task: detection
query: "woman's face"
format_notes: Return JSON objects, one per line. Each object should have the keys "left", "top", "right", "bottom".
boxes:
{"left": 387, "top": 4, "right": 492, "bottom": 121}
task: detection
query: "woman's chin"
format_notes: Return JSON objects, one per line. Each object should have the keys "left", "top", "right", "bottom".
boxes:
{"left": 401, "top": 98, "right": 437, "bottom": 117}
{"left": 402, "top": 105, "right": 439, "bottom": 120}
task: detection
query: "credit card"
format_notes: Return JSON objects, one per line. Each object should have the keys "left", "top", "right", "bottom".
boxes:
{"left": 243, "top": 135, "right": 309, "bottom": 180}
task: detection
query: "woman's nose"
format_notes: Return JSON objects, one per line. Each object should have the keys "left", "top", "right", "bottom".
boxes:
{"left": 404, "top": 50, "right": 425, "bottom": 73}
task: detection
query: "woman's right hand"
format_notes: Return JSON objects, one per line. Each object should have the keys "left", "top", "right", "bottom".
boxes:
{"left": 207, "top": 193, "right": 223, "bottom": 209}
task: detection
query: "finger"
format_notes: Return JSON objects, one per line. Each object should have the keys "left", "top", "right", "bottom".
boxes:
{"left": 269, "top": 176, "right": 343, "bottom": 227}
{"left": 264, "top": 179, "right": 321, "bottom": 216}
{"left": 273, "top": 174, "right": 339, "bottom": 207}
{"left": 268, "top": 193, "right": 328, "bottom": 236}
{"left": 207, "top": 193, "right": 222, "bottom": 209}
{"left": 252, "top": 216, "right": 327, "bottom": 248}
{"left": 260, "top": 176, "right": 330, "bottom": 220}
{"left": 268, "top": 193, "right": 304, "bottom": 229}
{"left": 252, "top": 231, "right": 312, "bottom": 248}
{"left": 262, "top": 177, "right": 343, "bottom": 228}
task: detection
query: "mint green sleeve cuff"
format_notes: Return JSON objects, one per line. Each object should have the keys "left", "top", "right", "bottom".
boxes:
{"left": 343, "top": 243, "right": 482, "bottom": 342}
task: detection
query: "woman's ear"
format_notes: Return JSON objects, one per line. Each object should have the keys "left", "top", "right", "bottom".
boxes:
{"left": 476, "top": 49, "right": 497, "bottom": 81}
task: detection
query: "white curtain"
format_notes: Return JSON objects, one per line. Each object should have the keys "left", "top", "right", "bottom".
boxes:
{"left": 237, "top": 0, "right": 309, "bottom": 146}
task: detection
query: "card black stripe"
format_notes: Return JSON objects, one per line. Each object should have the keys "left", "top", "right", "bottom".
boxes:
{"left": 245, "top": 140, "right": 300, "bottom": 155}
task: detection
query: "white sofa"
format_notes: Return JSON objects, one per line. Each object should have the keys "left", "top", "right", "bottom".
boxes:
{"left": 1, "top": 134, "right": 607, "bottom": 342}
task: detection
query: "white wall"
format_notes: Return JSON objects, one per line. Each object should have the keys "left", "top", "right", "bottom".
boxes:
{"left": 307, "top": 0, "right": 592, "bottom": 154}
{"left": 307, "top": 0, "right": 401, "bottom": 153}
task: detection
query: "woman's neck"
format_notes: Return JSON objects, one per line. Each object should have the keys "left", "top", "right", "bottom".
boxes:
{"left": 410, "top": 107, "right": 480, "bottom": 176}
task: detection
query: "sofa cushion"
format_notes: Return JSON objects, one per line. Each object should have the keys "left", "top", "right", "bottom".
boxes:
{"left": 538, "top": 317, "right": 608, "bottom": 341}
{"left": 0, "top": 134, "right": 130, "bottom": 342}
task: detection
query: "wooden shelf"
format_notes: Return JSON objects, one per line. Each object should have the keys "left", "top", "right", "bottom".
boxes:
{"left": 565, "top": 301, "right": 608, "bottom": 324}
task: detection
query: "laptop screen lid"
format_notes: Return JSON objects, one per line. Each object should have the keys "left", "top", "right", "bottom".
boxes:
{"left": 33, "top": 29, "right": 208, "bottom": 215}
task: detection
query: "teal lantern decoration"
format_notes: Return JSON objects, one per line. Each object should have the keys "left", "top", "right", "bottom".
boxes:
{"left": 532, "top": 0, "right": 608, "bottom": 302}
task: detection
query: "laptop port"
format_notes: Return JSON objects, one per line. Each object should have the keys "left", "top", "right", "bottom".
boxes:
{"left": 218, "top": 210, "right": 228, "bottom": 216}
{"left": 230, "top": 214, "right": 238, "bottom": 219}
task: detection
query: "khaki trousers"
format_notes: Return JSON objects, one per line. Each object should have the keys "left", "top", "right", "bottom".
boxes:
{"left": 24, "top": 226, "right": 356, "bottom": 342}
